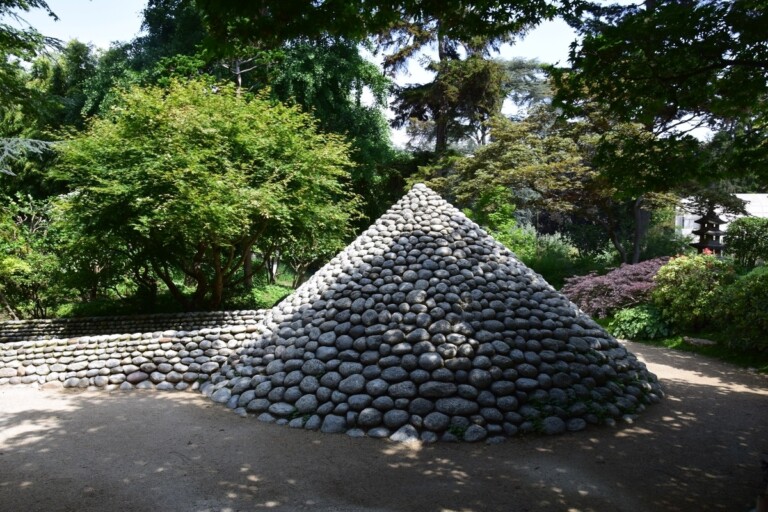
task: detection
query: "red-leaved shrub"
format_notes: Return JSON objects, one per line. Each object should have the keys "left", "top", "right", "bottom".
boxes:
{"left": 561, "top": 257, "right": 670, "bottom": 318}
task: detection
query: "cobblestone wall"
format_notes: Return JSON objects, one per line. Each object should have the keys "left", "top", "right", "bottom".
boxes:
{"left": 0, "top": 311, "right": 267, "bottom": 390}
{"left": 0, "top": 310, "right": 265, "bottom": 343}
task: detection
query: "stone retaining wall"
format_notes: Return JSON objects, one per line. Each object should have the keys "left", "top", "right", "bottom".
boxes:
{"left": 0, "top": 310, "right": 265, "bottom": 343}
{"left": 0, "top": 310, "right": 268, "bottom": 391}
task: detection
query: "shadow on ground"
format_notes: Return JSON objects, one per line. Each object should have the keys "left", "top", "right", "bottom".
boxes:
{"left": 1, "top": 342, "right": 766, "bottom": 512}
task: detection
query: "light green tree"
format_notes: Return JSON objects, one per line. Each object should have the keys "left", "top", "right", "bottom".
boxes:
{"left": 53, "top": 78, "right": 358, "bottom": 310}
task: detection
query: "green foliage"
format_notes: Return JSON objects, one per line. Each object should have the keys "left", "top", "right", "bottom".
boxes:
{"left": 226, "top": 283, "right": 293, "bottom": 311}
{"left": 0, "top": 193, "right": 71, "bottom": 318}
{"left": 717, "top": 266, "right": 768, "bottom": 352}
{"left": 652, "top": 255, "right": 737, "bottom": 331}
{"left": 35, "top": 39, "right": 97, "bottom": 129}
{"left": 53, "top": 78, "right": 358, "bottom": 311}
{"left": 392, "top": 57, "right": 546, "bottom": 152}
{"left": 197, "top": 1, "right": 563, "bottom": 51}
{"left": 726, "top": 217, "right": 768, "bottom": 269}
{"left": 608, "top": 305, "right": 670, "bottom": 341}
{"left": 130, "top": 0, "right": 207, "bottom": 72}
{"left": 452, "top": 111, "right": 594, "bottom": 215}
{"left": 522, "top": 232, "right": 587, "bottom": 290}
{"left": 553, "top": 1, "right": 768, "bottom": 179}
{"left": 640, "top": 208, "right": 695, "bottom": 261}
{"left": 554, "top": 1, "right": 768, "bottom": 133}
{"left": 262, "top": 39, "right": 400, "bottom": 223}
{"left": 488, "top": 219, "right": 595, "bottom": 289}
{"left": 0, "top": 1, "right": 55, "bottom": 105}
{"left": 463, "top": 186, "right": 577, "bottom": 285}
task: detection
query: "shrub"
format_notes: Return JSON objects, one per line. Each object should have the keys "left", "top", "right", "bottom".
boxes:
{"left": 522, "top": 232, "right": 582, "bottom": 289}
{"left": 726, "top": 217, "right": 768, "bottom": 268}
{"left": 608, "top": 305, "right": 670, "bottom": 340}
{"left": 561, "top": 257, "right": 669, "bottom": 318}
{"left": 718, "top": 266, "right": 768, "bottom": 352}
{"left": 652, "top": 254, "right": 737, "bottom": 331}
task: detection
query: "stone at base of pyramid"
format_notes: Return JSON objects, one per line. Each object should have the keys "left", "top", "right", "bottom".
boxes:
{"left": 206, "top": 184, "right": 663, "bottom": 442}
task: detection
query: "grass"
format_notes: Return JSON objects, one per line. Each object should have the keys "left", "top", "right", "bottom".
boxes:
{"left": 633, "top": 333, "right": 768, "bottom": 374}
{"left": 594, "top": 318, "right": 768, "bottom": 374}
{"left": 597, "top": 314, "right": 768, "bottom": 374}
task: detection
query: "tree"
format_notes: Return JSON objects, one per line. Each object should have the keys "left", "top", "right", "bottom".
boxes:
{"left": 260, "top": 39, "right": 400, "bottom": 221}
{"left": 395, "top": 57, "right": 549, "bottom": 152}
{"left": 0, "top": 0, "right": 57, "bottom": 173}
{"left": 555, "top": 0, "right": 768, "bottom": 132}
{"left": 196, "top": 1, "right": 568, "bottom": 154}
{"left": 449, "top": 110, "right": 595, "bottom": 213}
{"left": 28, "top": 39, "right": 98, "bottom": 129}
{"left": 436, "top": 104, "right": 698, "bottom": 264}
{"left": 195, "top": 1, "right": 567, "bottom": 50}
{"left": 552, "top": 0, "right": 768, "bottom": 179}
{"left": 130, "top": 0, "right": 208, "bottom": 73}
{"left": 53, "top": 79, "right": 359, "bottom": 311}
{"left": 0, "top": 192, "right": 69, "bottom": 319}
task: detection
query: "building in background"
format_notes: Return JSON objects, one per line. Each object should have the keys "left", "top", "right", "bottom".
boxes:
{"left": 676, "top": 194, "right": 768, "bottom": 239}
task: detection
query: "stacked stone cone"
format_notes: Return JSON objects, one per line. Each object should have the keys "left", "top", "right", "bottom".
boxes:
{"left": 207, "top": 184, "right": 663, "bottom": 442}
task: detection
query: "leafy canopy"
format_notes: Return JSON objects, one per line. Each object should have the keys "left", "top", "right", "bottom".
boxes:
{"left": 53, "top": 78, "right": 359, "bottom": 310}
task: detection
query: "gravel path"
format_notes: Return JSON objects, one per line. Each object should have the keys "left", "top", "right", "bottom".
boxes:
{"left": 1, "top": 341, "right": 766, "bottom": 512}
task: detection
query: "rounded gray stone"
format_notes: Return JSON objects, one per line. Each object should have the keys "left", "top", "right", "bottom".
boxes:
{"left": 435, "top": 397, "right": 479, "bottom": 416}
{"left": 388, "top": 381, "right": 417, "bottom": 398}
{"left": 424, "top": 412, "right": 451, "bottom": 431}
{"left": 338, "top": 374, "right": 366, "bottom": 394}
{"left": 348, "top": 394, "right": 373, "bottom": 410}
{"left": 542, "top": 416, "right": 567, "bottom": 435}
{"left": 419, "top": 381, "right": 457, "bottom": 398}
{"left": 390, "top": 424, "right": 419, "bottom": 442}
{"left": 358, "top": 407, "right": 383, "bottom": 428}
{"left": 463, "top": 424, "right": 488, "bottom": 442}
{"left": 211, "top": 388, "right": 232, "bottom": 404}
{"left": 295, "top": 394, "right": 319, "bottom": 414}
{"left": 418, "top": 352, "right": 443, "bottom": 371}
{"left": 301, "top": 359, "right": 325, "bottom": 376}
{"left": 126, "top": 371, "right": 149, "bottom": 384}
{"left": 268, "top": 402, "right": 296, "bottom": 417}
{"left": 383, "top": 409, "right": 410, "bottom": 429}
{"left": 321, "top": 414, "right": 347, "bottom": 433}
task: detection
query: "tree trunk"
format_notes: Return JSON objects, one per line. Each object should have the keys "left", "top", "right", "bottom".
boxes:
{"left": 267, "top": 250, "right": 280, "bottom": 284}
{"left": 434, "top": 30, "right": 451, "bottom": 156}
{"left": 152, "top": 262, "right": 192, "bottom": 311}
{"left": 243, "top": 249, "right": 254, "bottom": 289}
{"left": 209, "top": 249, "right": 224, "bottom": 310}
{"left": 292, "top": 262, "right": 309, "bottom": 288}
{"left": 632, "top": 197, "right": 651, "bottom": 264}
{"left": 605, "top": 223, "right": 628, "bottom": 264}
{"left": 0, "top": 290, "right": 19, "bottom": 320}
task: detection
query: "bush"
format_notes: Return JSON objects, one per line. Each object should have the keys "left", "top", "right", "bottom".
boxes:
{"left": 561, "top": 257, "right": 669, "bottom": 318}
{"left": 726, "top": 217, "right": 768, "bottom": 268}
{"left": 608, "top": 305, "right": 670, "bottom": 340}
{"left": 652, "top": 254, "right": 737, "bottom": 331}
{"left": 718, "top": 266, "right": 768, "bottom": 351}
{"left": 522, "top": 232, "right": 581, "bottom": 289}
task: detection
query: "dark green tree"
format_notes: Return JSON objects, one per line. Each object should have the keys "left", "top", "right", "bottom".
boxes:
{"left": 553, "top": 0, "right": 768, "bottom": 181}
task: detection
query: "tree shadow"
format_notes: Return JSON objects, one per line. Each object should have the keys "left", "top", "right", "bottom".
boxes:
{"left": 2, "top": 344, "right": 767, "bottom": 512}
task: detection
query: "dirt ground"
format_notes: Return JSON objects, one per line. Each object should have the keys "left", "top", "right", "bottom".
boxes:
{"left": 1, "top": 341, "right": 767, "bottom": 512}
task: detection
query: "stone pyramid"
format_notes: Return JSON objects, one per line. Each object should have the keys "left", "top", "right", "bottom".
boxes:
{"left": 206, "top": 184, "right": 663, "bottom": 442}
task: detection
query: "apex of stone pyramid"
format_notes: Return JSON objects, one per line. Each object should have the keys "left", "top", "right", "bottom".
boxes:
{"left": 211, "top": 184, "right": 663, "bottom": 442}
